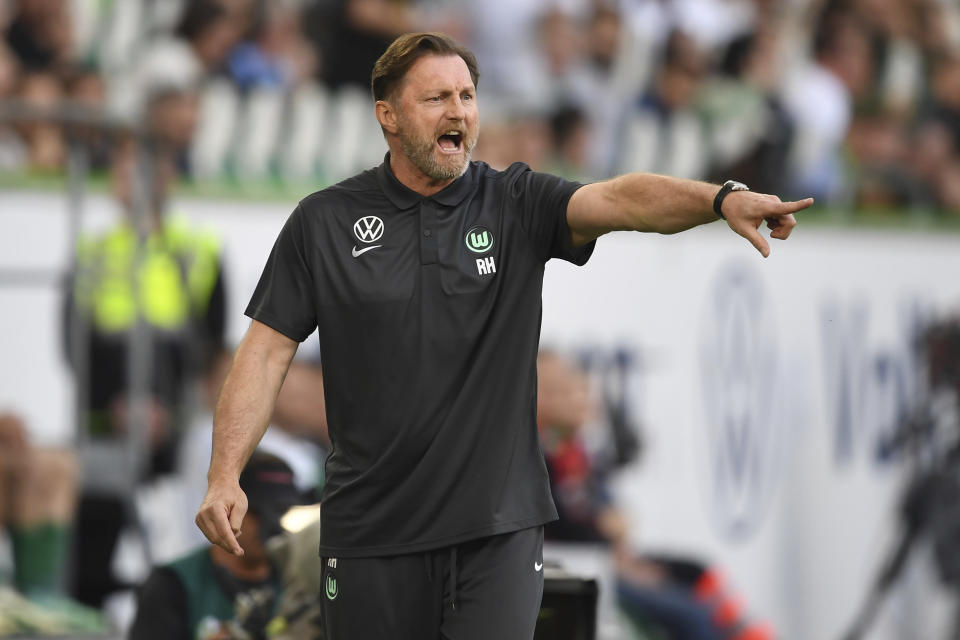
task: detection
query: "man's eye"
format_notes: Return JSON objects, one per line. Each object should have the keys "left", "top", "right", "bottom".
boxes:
{"left": 462, "top": 94, "right": 473, "bottom": 101}
{"left": 429, "top": 96, "right": 441, "bottom": 102}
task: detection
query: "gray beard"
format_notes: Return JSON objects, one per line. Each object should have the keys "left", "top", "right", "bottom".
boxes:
{"left": 397, "top": 122, "right": 475, "bottom": 182}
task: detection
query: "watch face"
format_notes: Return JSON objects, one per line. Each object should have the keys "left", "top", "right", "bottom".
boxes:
{"left": 728, "top": 180, "right": 749, "bottom": 191}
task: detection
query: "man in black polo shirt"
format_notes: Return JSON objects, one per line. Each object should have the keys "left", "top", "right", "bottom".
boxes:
{"left": 196, "top": 32, "right": 812, "bottom": 640}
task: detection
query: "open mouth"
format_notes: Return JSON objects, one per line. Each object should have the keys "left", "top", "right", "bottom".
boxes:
{"left": 437, "top": 130, "right": 463, "bottom": 154}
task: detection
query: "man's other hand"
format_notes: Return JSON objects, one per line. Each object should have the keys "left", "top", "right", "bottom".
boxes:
{"left": 196, "top": 480, "right": 248, "bottom": 556}
{"left": 721, "top": 192, "right": 814, "bottom": 258}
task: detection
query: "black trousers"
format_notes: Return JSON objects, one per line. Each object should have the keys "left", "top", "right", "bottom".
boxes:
{"left": 320, "top": 526, "right": 545, "bottom": 640}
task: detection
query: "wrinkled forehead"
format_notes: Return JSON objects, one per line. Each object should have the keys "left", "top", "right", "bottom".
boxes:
{"left": 399, "top": 54, "right": 475, "bottom": 98}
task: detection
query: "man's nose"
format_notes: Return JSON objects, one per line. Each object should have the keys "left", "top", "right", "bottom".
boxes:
{"left": 446, "top": 97, "right": 466, "bottom": 120}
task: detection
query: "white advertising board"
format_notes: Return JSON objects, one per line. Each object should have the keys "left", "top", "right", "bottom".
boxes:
{"left": 542, "top": 225, "right": 960, "bottom": 639}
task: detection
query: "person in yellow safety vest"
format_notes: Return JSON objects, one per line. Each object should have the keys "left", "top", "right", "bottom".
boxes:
{"left": 62, "top": 136, "right": 227, "bottom": 608}
{"left": 66, "top": 212, "right": 225, "bottom": 443}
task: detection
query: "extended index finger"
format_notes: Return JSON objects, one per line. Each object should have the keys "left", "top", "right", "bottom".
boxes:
{"left": 775, "top": 197, "right": 814, "bottom": 215}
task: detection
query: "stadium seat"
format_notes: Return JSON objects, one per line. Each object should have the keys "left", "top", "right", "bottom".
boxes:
{"left": 190, "top": 79, "right": 240, "bottom": 179}
{"left": 280, "top": 82, "right": 329, "bottom": 181}
{"left": 324, "top": 87, "right": 383, "bottom": 182}
{"left": 233, "top": 87, "right": 284, "bottom": 179}
{"left": 96, "top": 0, "right": 145, "bottom": 77}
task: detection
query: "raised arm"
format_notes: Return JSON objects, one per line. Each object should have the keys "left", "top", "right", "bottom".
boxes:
{"left": 566, "top": 173, "right": 813, "bottom": 257}
{"left": 195, "top": 319, "right": 299, "bottom": 555}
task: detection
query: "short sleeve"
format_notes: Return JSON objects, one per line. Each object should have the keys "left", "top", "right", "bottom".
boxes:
{"left": 509, "top": 166, "right": 595, "bottom": 265}
{"left": 245, "top": 205, "right": 318, "bottom": 342}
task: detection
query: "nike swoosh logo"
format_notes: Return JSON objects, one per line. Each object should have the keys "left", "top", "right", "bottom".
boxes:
{"left": 352, "top": 245, "right": 381, "bottom": 257}
{"left": 534, "top": 562, "right": 543, "bottom": 572}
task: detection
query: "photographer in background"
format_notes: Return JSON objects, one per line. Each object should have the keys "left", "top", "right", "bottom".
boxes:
{"left": 130, "top": 452, "right": 309, "bottom": 640}
{"left": 844, "top": 314, "right": 960, "bottom": 640}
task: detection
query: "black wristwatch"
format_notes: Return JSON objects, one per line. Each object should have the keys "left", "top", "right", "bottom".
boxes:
{"left": 713, "top": 180, "right": 750, "bottom": 219}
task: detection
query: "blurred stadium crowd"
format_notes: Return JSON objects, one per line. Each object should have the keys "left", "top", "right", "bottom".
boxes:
{"left": 2, "top": 0, "right": 960, "bottom": 212}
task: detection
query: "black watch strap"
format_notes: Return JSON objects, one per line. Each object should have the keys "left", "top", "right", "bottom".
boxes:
{"left": 713, "top": 180, "right": 749, "bottom": 220}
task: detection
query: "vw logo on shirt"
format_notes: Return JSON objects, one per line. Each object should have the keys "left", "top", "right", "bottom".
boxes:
{"left": 354, "top": 216, "right": 384, "bottom": 243}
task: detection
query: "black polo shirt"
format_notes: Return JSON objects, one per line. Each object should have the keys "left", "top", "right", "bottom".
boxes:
{"left": 246, "top": 155, "right": 594, "bottom": 557}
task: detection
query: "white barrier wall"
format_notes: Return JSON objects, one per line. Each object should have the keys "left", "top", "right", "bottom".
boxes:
{"left": 542, "top": 226, "right": 960, "bottom": 639}
{"left": 2, "top": 189, "right": 959, "bottom": 639}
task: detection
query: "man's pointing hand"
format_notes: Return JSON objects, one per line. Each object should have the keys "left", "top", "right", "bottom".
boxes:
{"left": 722, "top": 192, "right": 814, "bottom": 258}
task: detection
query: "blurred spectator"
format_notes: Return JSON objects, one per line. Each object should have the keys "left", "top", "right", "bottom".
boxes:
{"left": 129, "top": 452, "right": 309, "bottom": 640}
{"left": 703, "top": 27, "right": 794, "bottom": 196}
{"left": 63, "top": 66, "right": 111, "bottom": 170}
{"left": 0, "top": 412, "right": 105, "bottom": 634}
{"left": 537, "top": 350, "right": 611, "bottom": 544}
{"left": 848, "top": 0, "right": 927, "bottom": 117}
{"left": 0, "top": 42, "right": 27, "bottom": 171}
{"left": 586, "top": 5, "right": 627, "bottom": 80}
{"left": 933, "top": 160, "right": 960, "bottom": 214}
{"left": 617, "top": 29, "right": 708, "bottom": 179}
{"left": 172, "top": 0, "right": 249, "bottom": 79}
{"left": 146, "top": 86, "right": 200, "bottom": 176}
{"left": 16, "top": 70, "right": 66, "bottom": 171}
{"left": 846, "top": 114, "right": 919, "bottom": 210}
{"left": 227, "top": 0, "right": 317, "bottom": 92}
{"left": 64, "top": 132, "right": 226, "bottom": 607}
{"left": 461, "top": 0, "right": 554, "bottom": 112}
{"left": 113, "top": 0, "right": 245, "bottom": 123}
{"left": 532, "top": 7, "right": 591, "bottom": 111}
{"left": 3, "top": 0, "right": 74, "bottom": 72}
{"left": 508, "top": 110, "right": 554, "bottom": 171}
{"left": 321, "top": 0, "right": 420, "bottom": 91}
{"left": 470, "top": 115, "right": 515, "bottom": 170}
{"left": 924, "top": 53, "right": 960, "bottom": 157}
{"left": 916, "top": 0, "right": 960, "bottom": 62}
{"left": 781, "top": 9, "right": 873, "bottom": 203}
{"left": 667, "top": 0, "right": 760, "bottom": 53}
{"left": 909, "top": 119, "right": 955, "bottom": 209}
{"left": 548, "top": 105, "right": 592, "bottom": 180}
{"left": 908, "top": 52, "right": 960, "bottom": 213}
{"left": 580, "top": 3, "right": 655, "bottom": 178}
{"left": 0, "top": 412, "right": 74, "bottom": 597}
{"left": 536, "top": 351, "right": 772, "bottom": 640}
{"left": 472, "top": 106, "right": 553, "bottom": 173}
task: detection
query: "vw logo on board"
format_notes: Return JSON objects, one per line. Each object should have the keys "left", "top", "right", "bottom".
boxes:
{"left": 698, "top": 261, "right": 784, "bottom": 542}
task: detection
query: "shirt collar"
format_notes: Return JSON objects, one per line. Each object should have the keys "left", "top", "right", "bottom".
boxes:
{"left": 376, "top": 153, "right": 476, "bottom": 209}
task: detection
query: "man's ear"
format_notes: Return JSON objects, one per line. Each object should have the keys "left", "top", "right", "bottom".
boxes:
{"left": 375, "top": 100, "right": 398, "bottom": 135}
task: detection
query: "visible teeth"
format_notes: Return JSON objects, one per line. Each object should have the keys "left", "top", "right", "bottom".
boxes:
{"left": 445, "top": 131, "right": 460, "bottom": 136}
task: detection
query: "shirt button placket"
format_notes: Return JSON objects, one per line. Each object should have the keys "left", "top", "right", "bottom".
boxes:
{"left": 419, "top": 203, "right": 438, "bottom": 265}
